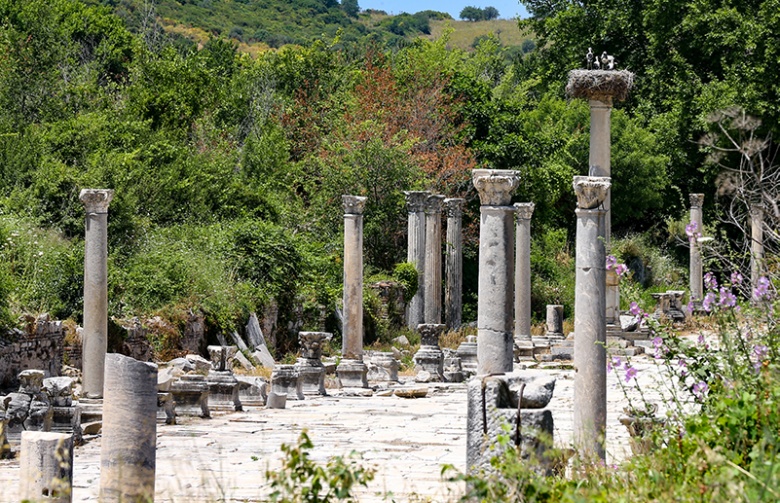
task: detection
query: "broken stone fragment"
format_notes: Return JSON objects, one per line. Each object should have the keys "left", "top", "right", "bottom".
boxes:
{"left": 43, "top": 377, "right": 75, "bottom": 407}
{"left": 185, "top": 354, "right": 212, "bottom": 375}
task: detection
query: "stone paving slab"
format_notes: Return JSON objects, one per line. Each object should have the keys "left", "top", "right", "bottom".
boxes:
{"left": 0, "top": 355, "right": 680, "bottom": 502}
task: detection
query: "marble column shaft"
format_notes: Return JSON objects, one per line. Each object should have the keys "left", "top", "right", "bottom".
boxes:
{"left": 689, "top": 194, "right": 704, "bottom": 303}
{"left": 20, "top": 431, "right": 73, "bottom": 503}
{"left": 514, "top": 203, "right": 534, "bottom": 342}
{"left": 473, "top": 169, "right": 519, "bottom": 375}
{"left": 423, "top": 195, "right": 445, "bottom": 324}
{"left": 750, "top": 205, "right": 764, "bottom": 293}
{"left": 444, "top": 198, "right": 465, "bottom": 330}
{"left": 572, "top": 176, "right": 610, "bottom": 461}
{"left": 404, "top": 191, "right": 429, "bottom": 329}
{"left": 80, "top": 188, "right": 113, "bottom": 399}
{"left": 341, "top": 195, "right": 366, "bottom": 361}
{"left": 100, "top": 354, "right": 158, "bottom": 502}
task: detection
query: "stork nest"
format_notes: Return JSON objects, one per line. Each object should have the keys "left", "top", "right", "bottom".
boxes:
{"left": 566, "top": 69, "right": 635, "bottom": 102}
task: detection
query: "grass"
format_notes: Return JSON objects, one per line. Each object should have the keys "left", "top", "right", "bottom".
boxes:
{"left": 427, "top": 19, "right": 531, "bottom": 51}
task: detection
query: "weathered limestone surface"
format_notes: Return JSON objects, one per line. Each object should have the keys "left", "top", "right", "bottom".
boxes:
{"left": 338, "top": 195, "right": 368, "bottom": 387}
{"left": 750, "top": 205, "right": 765, "bottom": 294}
{"left": 80, "top": 189, "right": 113, "bottom": 399}
{"left": 689, "top": 193, "right": 704, "bottom": 304}
{"left": 0, "top": 315, "right": 65, "bottom": 389}
{"left": 206, "top": 346, "right": 242, "bottom": 412}
{"left": 444, "top": 198, "right": 464, "bottom": 329}
{"left": 367, "top": 352, "right": 399, "bottom": 383}
{"left": 20, "top": 431, "right": 73, "bottom": 503}
{"left": 100, "top": 353, "right": 157, "bottom": 503}
{"left": 423, "top": 195, "right": 445, "bottom": 324}
{"left": 572, "top": 176, "right": 610, "bottom": 461}
{"left": 473, "top": 169, "right": 519, "bottom": 375}
{"left": 271, "top": 365, "right": 304, "bottom": 401}
{"left": 5, "top": 370, "right": 53, "bottom": 442}
{"left": 514, "top": 203, "right": 534, "bottom": 344}
{"left": 297, "top": 332, "right": 330, "bottom": 395}
{"left": 404, "top": 191, "right": 429, "bottom": 329}
{"left": 413, "top": 324, "right": 445, "bottom": 382}
{"left": 546, "top": 305, "right": 564, "bottom": 337}
{"left": 169, "top": 374, "right": 210, "bottom": 418}
{"left": 456, "top": 335, "right": 478, "bottom": 376}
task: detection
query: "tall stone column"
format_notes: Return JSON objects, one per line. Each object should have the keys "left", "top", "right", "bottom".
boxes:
{"left": 100, "top": 354, "right": 157, "bottom": 502}
{"left": 750, "top": 205, "right": 764, "bottom": 295}
{"left": 404, "top": 191, "right": 429, "bottom": 329}
{"left": 20, "top": 431, "right": 73, "bottom": 503}
{"left": 689, "top": 194, "right": 704, "bottom": 304}
{"left": 424, "top": 195, "right": 445, "bottom": 324}
{"left": 567, "top": 68, "right": 634, "bottom": 325}
{"left": 572, "top": 176, "right": 611, "bottom": 461}
{"left": 444, "top": 198, "right": 465, "bottom": 329}
{"left": 337, "top": 195, "right": 368, "bottom": 388}
{"left": 79, "top": 188, "right": 113, "bottom": 399}
{"left": 514, "top": 202, "right": 534, "bottom": 345}
{"left": 473, "top": 169, "right": 519, "bottom": 375}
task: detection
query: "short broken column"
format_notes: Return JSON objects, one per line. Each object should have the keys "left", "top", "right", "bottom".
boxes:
{"left": 271, "top": 364, "right": 304, "bottom": 400}
{"left": 100, "top": 353, "right": 157, "bottom": 503}
{"left": 20, "top": 431, "right": 73, "bottom": 503}
{"left": 545, "top": 305, "right": 564, "bottom": 338}
{"left": 79, "top": 188, "right": 114, "bottom": 399}
{"left": 444, "top": 198, "right": 465, "bottom": 330}
{"left": 514, "top": 202, "right": 535, "bottom": 346}
{"left": 572, "top": 176, "right": 611, "bottom": 461}
{"left": 473, "top": 169, "right": 519, "bottom": 375}
{"left": 404, "top": 191, "right": 429, "bottom": 329}
{"left": 424, "top": 195, "right": 445, "bottom": 324}
{"left": 689, "top": 193, "right": 704, "bottom": 305}
{"left": 336, "top": 195, "right": 369, "bottom": 388}
{"left": 206, "top": 345, "right": 242, "bottom": 412}
{"left": 297, "top": 332, "right": 331, "bottom": 395}
{"left": 413, "top": 323, "right": 445, "bottom": 381}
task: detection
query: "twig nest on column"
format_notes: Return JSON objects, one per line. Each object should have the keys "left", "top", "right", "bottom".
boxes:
{"left": 472, "top": 169, "right": 520, "bottom": 206}
{"left": 573, "top": 176, "right": 611, "bottom": 209}
{"left": 566, "top": 70, "right": 635, "bottom": 102}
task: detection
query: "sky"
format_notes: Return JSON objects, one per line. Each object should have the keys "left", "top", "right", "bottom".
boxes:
{"left": 358, "top": 0, "right": 529, "bottom": 20}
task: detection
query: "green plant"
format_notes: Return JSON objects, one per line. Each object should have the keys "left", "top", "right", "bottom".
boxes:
{"left": 392, "top": 261, "right": 419, "bottom": 304}
{"left": 265, "top": 430, "right": 375, "bottom": 503}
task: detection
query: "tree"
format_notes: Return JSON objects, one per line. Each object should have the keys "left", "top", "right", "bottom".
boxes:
{"left": 483, "top": 6, "right": 499, "bottom": 20}
{"left": 460, "top": 6, "right": 483, "bottom": 21}
{"left": 341, "top": 0, "right": 359, "bottom": 18}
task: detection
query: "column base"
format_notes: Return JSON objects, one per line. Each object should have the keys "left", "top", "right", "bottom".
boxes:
{"left": 297, "top": 359, "right": 327, "bottom": 396}
{"left": 336, "top": 359, "right": 368, "bottom": 388}
{"left": 413, "top": 346, "right": 444, "bottom": 381}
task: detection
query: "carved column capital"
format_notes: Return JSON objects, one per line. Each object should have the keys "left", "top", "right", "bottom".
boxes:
{"left": 424, "top": 194, "right": 445, "bottom": 215}
{"left": 514, "top": 202, "right": 535, "bottom": 220}
{"left": 573, "top": 176, "right": 611, "bottom": 209}
{"left": 444, "top": 198, "right": 465, "bottom": 218}
{"left": 342, "top": 195, "right": 367, "bottom": 215}
{"left": 79, "top": 189, "right": 114, "bottom": 213}
{"left": 689, "top": 193, "right": 704, "bottom": 209}
{"left": 298, "top": 331, "right": 332, "bottom": 360}
{"left": 472, "top": 169, "right": 519, "bottom": 206}
{"left": 404, "top": 191, "right": 430, "bottom": 213}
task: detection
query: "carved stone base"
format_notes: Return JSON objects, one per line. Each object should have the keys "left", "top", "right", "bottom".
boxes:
{"left": 297, "top": 359, "right": 326, "bottom": 396}
{"left": 170, "top": 374, "right": 210, "bottom": 418}
{"left": 368, "top": 352, "right": 399, "bottom": 382}
{"left": 207, "top": 370, "right": 242, "bottom": 412}
{"left": 414, "top": 346, "right": 444, "bottom": 381}
{"left": 271, "top": 365, "right": 304, "bottom": 400}
{"left": 336, "top": 359, "right": 368, "bottom": 388}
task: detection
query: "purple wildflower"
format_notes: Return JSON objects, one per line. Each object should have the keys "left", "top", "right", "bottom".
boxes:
{"left": 630, "top": 302, "right": 642, "bottom": 316}
{"left": 702, "top": 292, "right": 717, "bottom": 312}
{"left": 718, "top": 287, "right": 737, "bottom": 308}
{"left": 687, "top": 301, "right": 695, "bottom": 314}
{"left": 677, "top": 358, "right": 688, "bottom": 376}
{"left": 685, "top": 221, "right": 699, "bottom": 238}
{"left": 606, "top": 255, "right": 617, "bottom": 270}
{"left": 614, "top": 263, "right": 628, "bottom": 277}
{"left": 625, "top": 366, "right": 638, "bottom": 382}
{"left": 753, "top": 276, "right": 772, "bottom": 301}
{"left": 697, "top": 334, "right": 706, "bottom": 345}
{"left": 753, "top": 344, "right": 768, "bottom": 373}
{"left": 692, "top": 381, "right": 709, "bottom": 400}
{"left": 730, "top": 271, "right": 743, "bottom": 285}
{"left": 704, "top": 272, "right": 718, "bottom": 290}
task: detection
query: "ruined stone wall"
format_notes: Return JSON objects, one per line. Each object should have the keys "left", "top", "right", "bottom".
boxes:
{"left": 0, "top": 316, "right": 65, "bottom": 388}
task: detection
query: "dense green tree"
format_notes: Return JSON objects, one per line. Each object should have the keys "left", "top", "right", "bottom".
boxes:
{"left": 341, "top": 0, "right": 359, "bottom": 18}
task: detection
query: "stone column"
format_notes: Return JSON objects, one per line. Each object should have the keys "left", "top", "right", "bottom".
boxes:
{"left": 20, "top": 431, "right": 73, "bottom": 503}
{"left": 473, "top": 169, "right": 519, "bottom": 375}
{"left": 572, "top": 176, "right": 610, "bottom": 461}
{"left": 337, "top": 195, "right": 368, "bottom": 388}
{"left": 444, "top": 198, "right": 465, "bottom": 329}
{"left": 750, "top": 205, "right": 764, "bottom": 295}
{"left": 79, "top": 188, "right": 113, "bottom": 399}
{"left": 100, "top": 354, "right": 157, "bottom": 502}
{"left": 689, "top": 194, "right": 704, "bottom": 304}
{"left": 546, "top": 305, "right": 564, "bottom": 338}
{"left": 514, "top": 202, "right": 534, "bottom": 345}
{"left": 424, "top": 195, "right": 445, "bottom": 324}
{"left": 404, "top": 191, "right": 429, "bottom": 329}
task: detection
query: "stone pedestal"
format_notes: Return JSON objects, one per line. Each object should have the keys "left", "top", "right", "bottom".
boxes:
{"left": 170, "top": 374, "right": 210, "bottom": 418}
{"left": 473, "top": 169, "right": 519, "bottom": 375}
{"left": 157, "top": 392, "right": 176, "bottom": 425}
{"left": 100, "top": 354, "right": 157, "bottom": 503}
{"left": 235, "top": 376, "right": 268, "bottom": 407}
{"left": 467, "top": 371, "right": 556, "bottom": 475}
{"left": 514, "top": 202, "right": 534, "bottom": 344}
{"left": 404, "top": 191, "right": 429, "bottom": 329}
{"left": 413, "top": 324, "right": 445, "bottom": 381}
{"left": 338, "top": 195, "right": 369, "bottom": 387}
{"left": 443, "top": 349, "right": 464, "bottom": 383}
{"left": 689, "top": 193, "right": 704, "bottom": 304}
{"left": 424, "top": 195, "right": 445, "bottom": 324}
{"left": 444, "top": 198, "right": 465, "bottom": 329}
{"left": 545, "top": 305, "right": 564, "bottom": 337}
{"left": 20, "top": 431, "right": 73, "bottom": 503}
{"left": 368, "top": 352, "right": 399, "bottom": 382}
{"left": 271, "top": 364, "right": 304, "bottom": 400}
{"left": 206, "top": 345, "right": 242, "bottom": 411}
{"left": 79, "top": 189, "right": 114, "bottom": 399}
{"left": 297, "top": 331, "right": 331, "bottom": 396}
{"left": 572, "top": 176, "right": 610, "bottom": 461}
{"left": 456, "top": 335, "right": 478, "bottom": 376}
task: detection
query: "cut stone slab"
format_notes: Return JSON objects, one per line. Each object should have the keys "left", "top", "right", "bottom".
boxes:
{"left": 394, "top": 387, "right": 428, "bottom": 398}
{"left": 251, "top": 347, "right": 276, "bottom": 369}
{"left": 184, "top": 355, "right": 212, "bottom": 375}
{"left": 82, "top": 421, "right": 102, "bottom": 435}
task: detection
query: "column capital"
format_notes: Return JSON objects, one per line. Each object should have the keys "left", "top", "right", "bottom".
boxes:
{"left": 472, "top": 169, "right": 519, "bottom": 206}
{"left": 443, "top": 198, "right": 465, "bottom": 218}
{"left": 342, "top": 195, "right": 367, "bottom": 215}
{"left": 514, "top": 202, "right": 535, "bottom": 220}
{"left": 424, "top": 194, "right": 445, "bottom": 215}
{"left": 79, "top": 189, "right": 114, "bottom": 213}
{"left": 404, "top": 191, "right": 430, "bottom": 213}
{"left": 689, "top": 193, "right": 704, "bottom": 209}
{"left": 417, "top": 323, "right": 445, "bottom": 347}
{"left": 573, "top": 176, "right": 610, "bottom": 209}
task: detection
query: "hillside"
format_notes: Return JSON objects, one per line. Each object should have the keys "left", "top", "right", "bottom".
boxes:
{"left": 427, "top": 18, "right": 533, "bottom": 52}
